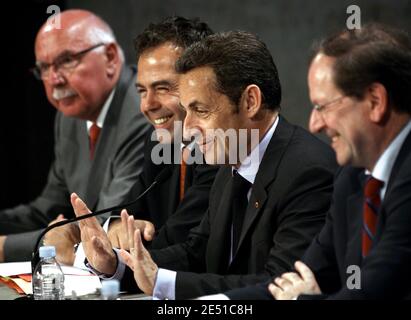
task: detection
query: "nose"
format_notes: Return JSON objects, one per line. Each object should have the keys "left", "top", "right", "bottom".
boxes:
{"left": 308, "top": 109, "right": 326, "bottom": 133}
{"left": 183, "top": 111, "right": 192, "bottom": 140}
{"left": 183, "top": 111, "right": 200, "bottom": 141}
{"left": 141, "top": 90, "right": 161, "bottom": 113}
{"left": 46, "top": 66, "right": 66, "bottom": 86}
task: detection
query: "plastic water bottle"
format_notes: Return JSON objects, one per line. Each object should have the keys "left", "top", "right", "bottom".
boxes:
{"left": 32, "top": 246, "right": 65, "bottom": 300}
{"left": 100, "top": 280, "right": 120, "bottom": 300}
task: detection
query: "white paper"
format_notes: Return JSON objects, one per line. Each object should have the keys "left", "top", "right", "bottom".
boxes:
{"left": 0, "top": 261, "right": 93, "bottom": 277}
{"left": 64, "top": 275, "right": 102, "bottom": 297}
{"left": 11, "top": 274, "right": 102, "bottom": 297}
{"left": 1, "top": 261, "right": 101, "bottom": 298}
{"left": 0, "top": 262, "right": 31, "bottom": 277}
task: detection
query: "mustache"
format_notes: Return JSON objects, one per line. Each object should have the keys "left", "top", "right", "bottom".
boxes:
{"left": 52, "top": 88, "right": 76, "bottom": 100}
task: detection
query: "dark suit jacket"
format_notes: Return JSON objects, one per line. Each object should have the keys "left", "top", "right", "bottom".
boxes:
{"left": 121, "top": 116, "right": 338, "bottom": 299}
{"left": 119, "top": 130, "right": 219, "bottom": 249}
{"left": 0, "top": 65, "right": 151, "bottom": 261}
{"left": 227, "top": 129, "right": 411, "bottom": 300}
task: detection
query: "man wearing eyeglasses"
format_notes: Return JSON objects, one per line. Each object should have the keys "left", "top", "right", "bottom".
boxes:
{"left": 0, "top": 10, "right": 150, "bottom": 263}
{"left": 222, "top": 23, "right": 411, "bottom": 300}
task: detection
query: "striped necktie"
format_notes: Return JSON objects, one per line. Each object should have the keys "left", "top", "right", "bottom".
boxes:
{"left": 362, "top": 176, "right": 384, "bottom": 257}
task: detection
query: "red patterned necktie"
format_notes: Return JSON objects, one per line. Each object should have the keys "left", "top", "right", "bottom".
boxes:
{"left": 89, "top": 123, "right": 101, "bottom": 160}
{"left": 362, "top": 176, "right": 384, "bottom": 257}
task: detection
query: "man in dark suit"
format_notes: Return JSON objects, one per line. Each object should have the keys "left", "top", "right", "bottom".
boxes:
{"left": 226, "top": 23, "right": 411, "bottom": 300}
{"left": 71, "top": 31, "right": 337, "bottom": 299}
{"left": 103, "top": 17, "right": 218, "bottom": 251}
{"left": 0, "top": 10, "right": 150, "bottom": 263}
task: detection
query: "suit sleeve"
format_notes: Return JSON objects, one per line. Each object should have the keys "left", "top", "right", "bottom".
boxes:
{"left": 224, "top": 205, "right": 339, "bottom": 301}
{"left": 299, "top": 201, "right": 341, "bottom": 296}
{"left": 0, "top": 113, "right": 73, "bottom": 261}
{"left": 0, "top": 113, "right": 72, "bottom": 231}
{"left": 112, "top": 129, "right": 157, "bottom": 221}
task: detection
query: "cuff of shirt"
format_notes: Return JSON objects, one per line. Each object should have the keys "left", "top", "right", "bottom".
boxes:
{"left": 73, "top": 243, "right": 87, "bottom": 269}
{"left": 85, "top": 248, "right": 125, "bottom": 281}
{"left": 74, "top": 216, "right": 122, "bottom": 275}
{"left": 152, "top": 268, "right": 177, "bottom": 300}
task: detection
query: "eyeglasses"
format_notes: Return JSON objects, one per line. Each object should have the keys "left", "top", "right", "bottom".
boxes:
{"left": 32, "top": 43, "right": 105, "bottom": 80}
{"left": 312, "top": 96, "right": 346, "bottom": 113}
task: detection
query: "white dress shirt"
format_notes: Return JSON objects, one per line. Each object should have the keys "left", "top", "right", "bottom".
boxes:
{"left": 86, "top": 88, "right": 115, "bottom": 132}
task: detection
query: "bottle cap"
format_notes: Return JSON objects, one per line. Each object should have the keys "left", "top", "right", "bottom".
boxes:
{"left": 39, "top": 246, "right": 56, "bottom": 258}
{"left": 101, "top": 280, "right": 120, "bottom": 299}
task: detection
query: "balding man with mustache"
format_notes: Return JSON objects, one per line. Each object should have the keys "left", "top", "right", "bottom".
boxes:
{"left": 0, "top": 9, "right": 150, "bottom": 264}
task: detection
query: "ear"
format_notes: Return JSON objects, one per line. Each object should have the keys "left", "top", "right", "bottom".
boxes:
{"left": 239, "top": 84, "right": 262, "bottom": 118}
{"left": 366, "top": 82, "right": 388, "bottom": 123}
{"left": 104, "top": 43, "right": 120, "bottom": 77}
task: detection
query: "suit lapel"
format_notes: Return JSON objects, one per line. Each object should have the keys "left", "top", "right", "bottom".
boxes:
{"left": 375, "top": 130, "right": 411, "bottom": 243}
{"left": 73, "top": 120, "right": 92, "bottom": 198}
{"left": 84, "top": 67, "right": 134, "bottom": 209}
{"left": 232, "top": 117, "right": 296, "bottom": 260}
{"left": 344, "top": 173, "right": 365, "bottom": 268}
{"left": 208, "top": 168, "right": 235, "bottom": 273}
{"left": 383, "top": 130, "right": 411, "bottom": 201}
{"left": 167, "top": 163, "right": 180, "bottom": 211}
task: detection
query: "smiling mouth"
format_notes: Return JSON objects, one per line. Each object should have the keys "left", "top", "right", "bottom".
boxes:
{"left": 153, "top": 116, "right": 172, "bottom": 125}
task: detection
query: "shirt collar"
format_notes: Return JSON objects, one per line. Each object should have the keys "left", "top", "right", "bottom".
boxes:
{"left": 234, "top": 115, "right": 279, "bottom": 184}
{"left": 368, "top": 120, "right": 411, "bottom": 198}
{"left": 86, "top": 88, "right": 116, "bottom": 133}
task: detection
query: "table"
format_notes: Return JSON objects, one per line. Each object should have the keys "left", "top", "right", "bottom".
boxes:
{"left": 0, "top": 282, "right": 151, "bottom": 300}
{"left": 0, "top": 281, "right": 20, "bottom": 300}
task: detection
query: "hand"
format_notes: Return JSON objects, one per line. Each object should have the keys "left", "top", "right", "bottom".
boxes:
{"left": 119, "top": 212, "right": 158, "bottom": 295}
{"left": 107, "top": 213, "right": 155, "bottom": 249}
{"left": 43, "top": 214, "right": 80, "bottom": 265}
{"left": 70, "top": 193, "right": 117, "bottom": 275}
{"left": 268, "top": 261, "right": 321, "bottom": 300}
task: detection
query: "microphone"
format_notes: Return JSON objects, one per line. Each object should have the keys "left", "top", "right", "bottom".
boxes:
{"left": 31, "top": 166, "right": 173, "bottom": 274}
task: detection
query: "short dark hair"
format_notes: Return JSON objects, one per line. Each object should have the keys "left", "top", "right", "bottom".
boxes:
{"left": 134, "top": 16, "right": 213, "bottom": 58}
{"left": 175, "top": 31, "right": 282, "bottom": 111}
{"left": 312, "top": 23, "right": 411, "bottom": 114}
